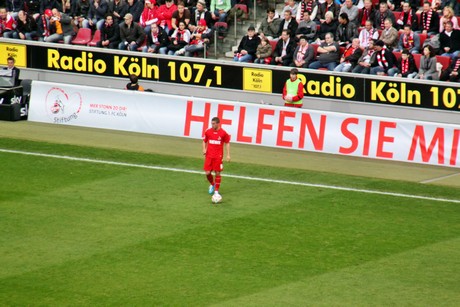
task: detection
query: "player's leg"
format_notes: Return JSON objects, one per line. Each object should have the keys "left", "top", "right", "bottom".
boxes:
{"left": 214, "top": 171, "right": 222, "bottom": 193}
{"left": 206, "top": 171, "right": 215, "bottom": 194}
{"left": 204, "top": 157, "right": 215, "bottom": 194}
{"left": 213, "top": 160, "right": 224, "bottom": 194}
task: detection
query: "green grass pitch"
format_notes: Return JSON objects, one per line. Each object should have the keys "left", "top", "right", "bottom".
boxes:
{"left": 0, "top": 137, "right": 459, "bottom": 306}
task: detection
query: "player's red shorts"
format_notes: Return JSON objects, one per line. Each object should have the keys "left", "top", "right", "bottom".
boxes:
{"left": 204, "top": 157, "right": 223, "bottom": 172}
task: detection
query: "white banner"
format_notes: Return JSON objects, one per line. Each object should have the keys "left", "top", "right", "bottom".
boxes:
{"left": 28, "top": 81, "right": 460, "bottom": 168}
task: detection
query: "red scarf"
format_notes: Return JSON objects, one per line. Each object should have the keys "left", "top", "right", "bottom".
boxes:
{"left": 176, "top": 29, "right": 186, "bottom": 43}
{"left": 403, "top": 32, "right": 414, "bottom": 49}
{"left": 399, "top": 10, "right": 413, "bottom": 26}
{"left": 361, "top": 8, "right": 371, "bottom": 26}
{"left": 151, "top": 31, "right": 159, "bottom": 44}
{"left": 296, "top": 44, "right": 308, "bottom": 62}
{"left": 190, "top": 27, "right": 206, "bottom": 45}
{"left": 305, "top": 0, "right": 313, "bottom": 13}
{"left": 454, "top": 58, "right": 460, "bottom": 72}
{"left": 380, "top": 13, "right": 385, "bottom": 30}
{"left": 41, "top": 15, "right": 49, "bottom": 37}
{"left": 377, "top": 46, "right": 388, "bottom": 68}
{"left": 365, "top": 28, "right": 375, "bottom": 44}
{"left": 401, "top": 58, "right": 409, "bottom": 74}
{"left": 422, "top": 10, "right": 433, "bottom": 31}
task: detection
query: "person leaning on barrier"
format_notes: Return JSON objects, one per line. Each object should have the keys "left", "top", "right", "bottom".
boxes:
{"left": 3, "top": 56, "right": 21, "bottom": 86}
{"left": 125, "top": 74, "right": 144, "bottom": 91}
{"left": 282, "top": 68, "right": 304, "bottom": 108}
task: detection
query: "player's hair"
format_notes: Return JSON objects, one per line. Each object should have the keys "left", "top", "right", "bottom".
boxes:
{"left": 211, "top": 117, "right": 220, "bottom": 123}
{"left": 7, "top": 56, "right": 14, "bottom": 62}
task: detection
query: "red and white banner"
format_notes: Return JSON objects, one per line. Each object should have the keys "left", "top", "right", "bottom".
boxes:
{"left": 28, "top": 81, "right": 460, "bottom": 168}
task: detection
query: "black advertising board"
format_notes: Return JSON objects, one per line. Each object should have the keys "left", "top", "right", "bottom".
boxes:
{"left": 1, "top": 41, "right": 457, "bottom": 112}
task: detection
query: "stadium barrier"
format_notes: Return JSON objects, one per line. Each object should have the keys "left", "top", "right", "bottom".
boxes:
{"left": 28, "top": 81, "right": 459, "bottom": 168}
{"left": 1, "top": 39, "right": 460, "bottom": 113}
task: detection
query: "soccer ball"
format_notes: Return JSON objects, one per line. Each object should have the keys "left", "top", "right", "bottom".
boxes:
{"left": 211, "top": 193, "right": 222, "bottom": 204}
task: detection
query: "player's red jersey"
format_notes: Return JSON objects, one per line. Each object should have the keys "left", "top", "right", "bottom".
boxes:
{"left": 203, "top": 127, "right": 230, "bottom": 159}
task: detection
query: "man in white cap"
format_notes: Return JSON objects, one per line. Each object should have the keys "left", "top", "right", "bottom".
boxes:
{"left": 119, "top": 13, "right": 146, "bottom": 50}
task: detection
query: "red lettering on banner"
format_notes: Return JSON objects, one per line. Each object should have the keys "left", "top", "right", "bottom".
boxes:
{"left": 298, "top": 113, "right": 326, "bottom": 150}
{"left": 376, "top": 121, "right": 396, "bottom": 158}
{"left": 256, "top": 108, "right": 275, "bottom": 144}
{"left": 217, "top": 104, "right": 234, "bottom": 127}
{"left": 277, "top": 111, "right": 296, "bottom": 147}
{"left": 184, "top": 100, "right": 211, "bottom": 136}
{"left": 236, "top": 106, "right": 252, "bottom": 143}
{"left": 363, "top": 120, "right": 372, "bottom": 156}
{"left": 450, "top": 129, "right": 460, "bottom": 166}
{"left": 408, "top": 126, "right": 445, "bottom": 164}
{"left": 339, "top": 118, "right": 359, "bottom": 154}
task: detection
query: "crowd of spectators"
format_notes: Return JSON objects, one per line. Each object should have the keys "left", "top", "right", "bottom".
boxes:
{"left": 0, "top": 0, "right": 249, "bottom": 56}
{"left": 252, "top": 0, "right": 460, "bottom": 81}
{"left": 1, "top": 0, "right": 460, "bottom": 81}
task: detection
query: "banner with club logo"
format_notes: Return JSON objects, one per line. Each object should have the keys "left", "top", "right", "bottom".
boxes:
{"left": 28, "top": 81, "right": 460, "bottom": 168}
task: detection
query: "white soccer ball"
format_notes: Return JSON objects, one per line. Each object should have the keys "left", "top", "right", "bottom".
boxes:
{"left": 211, "top": 193, "right": 222, "bottom": 204}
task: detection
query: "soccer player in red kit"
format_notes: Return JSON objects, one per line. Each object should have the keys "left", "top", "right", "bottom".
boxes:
{"left": 203, "top": 117, "right": 231, "bottom": 197}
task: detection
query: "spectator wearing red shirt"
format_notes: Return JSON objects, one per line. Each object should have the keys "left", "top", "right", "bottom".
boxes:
{"left": 156, "top": 0, "right": 176, "bottom": 34}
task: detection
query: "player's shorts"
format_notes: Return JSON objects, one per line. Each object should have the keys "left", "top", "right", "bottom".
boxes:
{"left": 204, "top": 157, "right": 223, "bottom": 172}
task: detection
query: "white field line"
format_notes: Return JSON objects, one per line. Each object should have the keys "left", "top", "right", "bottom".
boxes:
{"left": 420, "top": 172, "right": 460, "bottom": 184}
{"left": 1, "top": 148, "right": 459, "bottom": 204}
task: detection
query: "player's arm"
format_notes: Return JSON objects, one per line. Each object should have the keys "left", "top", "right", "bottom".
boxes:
{"left": 202, "top": 140, "right": 207, "bottom": 155}
{"left": 292, "top": 81, "right": 304, "bottom": 102}
{"left": 225, "top": 142, "right": 231, "bottom": 162}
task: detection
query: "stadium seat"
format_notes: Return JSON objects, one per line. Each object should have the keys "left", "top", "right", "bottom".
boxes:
{"left": 87, "top": 30, "right": 101, "bottom": 47}
{"left": 136, "top": 37, "right": 147, "bottom": 51}
{"left": 393, "top": 51, "right": 401, "bottom": 60}
{"left": 233, "top": 4, "right": 248, "bottom": 24}
{"left": 213, "top": 22, "right": 228, "bottom": 56}
{"left": 418, "top": 33, "right": 427, "bottom": 50}
{"left": 413, "top": 53, "right": 421, "bottom": 69}
{"left": 311, "top": 43, "right": 319, "bottom": 58}
{"left": 71, "top": 28, "right": 92, "bottom": 45}
{"left": 269, "top": 39, "right": 277, "bottom": 52}
{"left": 436, "top": 55, "right": 451, "bottom": 71}
{"left": 393, "top": 11, "right": 402, "bottom": 21}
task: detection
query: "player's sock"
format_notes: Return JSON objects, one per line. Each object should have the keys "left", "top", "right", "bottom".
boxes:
{"left": 215, "top": 175, "right": 221, "bottom": 192}
{"left": 206, "top": 173, "right": 214, "bottom": 185}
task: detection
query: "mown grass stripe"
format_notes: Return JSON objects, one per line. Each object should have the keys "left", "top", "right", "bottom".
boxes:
{"left": 1, "top": 148, "right": 459, "bottom": 204}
